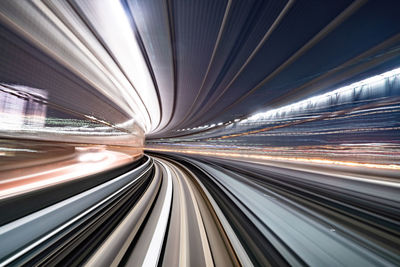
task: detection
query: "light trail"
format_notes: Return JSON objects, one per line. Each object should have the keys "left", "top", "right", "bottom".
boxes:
{"left": 147, "top": 147, "right": 400, "bottom": 171}
{"left": 0, "top": 147, "right": 137, "bottom": 199}
{"left": 0, "top": 158, "right": 152, "bottom": 267}
{"left": 141, "top": 159, "right": 173, "bottom": 267}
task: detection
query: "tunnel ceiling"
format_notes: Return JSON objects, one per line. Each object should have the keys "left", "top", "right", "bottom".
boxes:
{"left": 1, "top": 0, "right": 400, "bottom": 139}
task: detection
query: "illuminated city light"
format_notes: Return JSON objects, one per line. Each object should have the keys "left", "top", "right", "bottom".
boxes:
{"left": 245, "top": 67, "right": 400, "bottom": 123}
{"left": 147, "top": 147, "right": 400, "bottom": 171}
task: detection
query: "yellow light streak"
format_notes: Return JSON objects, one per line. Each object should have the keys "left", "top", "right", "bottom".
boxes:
{"left": 146, "top": 147, "right": 400, "bottom": 170}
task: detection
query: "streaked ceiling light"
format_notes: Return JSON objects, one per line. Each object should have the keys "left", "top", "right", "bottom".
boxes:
{"left": 74, "top": 0, "right": 162, "bottom": 133}
{"left": 243, "top": 67, "right": 400, "bottom": 122}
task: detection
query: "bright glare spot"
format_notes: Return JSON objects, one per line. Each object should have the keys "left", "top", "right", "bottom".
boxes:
{"left": 79, "top": 152, "right": 107, "bottom": 162}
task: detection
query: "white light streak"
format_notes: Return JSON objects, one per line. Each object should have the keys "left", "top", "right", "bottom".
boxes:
{"left": 245, "top": 67, "right": 400, "bottom": 123}
{"left": 142, "top": 160, "right": 172, "bottom": 267}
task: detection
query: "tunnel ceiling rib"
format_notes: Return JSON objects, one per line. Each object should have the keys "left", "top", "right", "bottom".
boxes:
{"left": 147, "top": 0, "right": 400, "bottom": 138}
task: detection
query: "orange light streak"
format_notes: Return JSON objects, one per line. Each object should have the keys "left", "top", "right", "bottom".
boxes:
{"left": 147, "top": 147, "right": 400, "bottom": 171}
